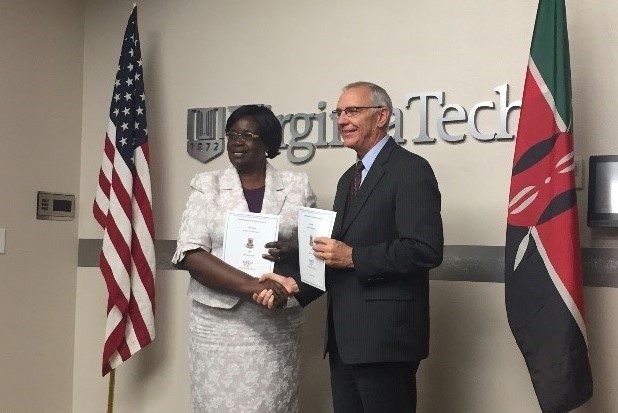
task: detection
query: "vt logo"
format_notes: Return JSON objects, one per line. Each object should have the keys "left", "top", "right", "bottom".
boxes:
{"left": 186, "top": 107, "right": 226, "bottom": 163}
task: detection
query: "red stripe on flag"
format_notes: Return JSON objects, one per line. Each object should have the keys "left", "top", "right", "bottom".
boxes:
{"left": 103, "top": 362, "right": 112, "bottom": 376}
{"left": 104, "top": 135, "right": 115, "bottom": 161}
{"left": 141, "top": 142, "right": 151, "bottom": 165}
{"left": 102, "top": 315, "right": 127, "bottom": 367}
{"left": 131, "top": 232, "right": 156, "bottom": 304}
{"left": 103, "top": 217, "right": 133, "bottom": 275}
{"left": 111, "top": 169, "right": 133, "bottom": 220}
{"left": 99, "top": 253, "right": 129, "bottom": 311}
{"left": 117, "top": 338, "right": 132, "bottom": 362}
{"left": 98, "top": 170, "right": 111, "bottom": 199}
{"left": 128, "top": 293, "right": 154, "bottom": 347}
{"left": 133, "top": 174, "right": 155, "bottom": 238}
{"left": 93, "top": 202, "right": 107, "bottom": 229}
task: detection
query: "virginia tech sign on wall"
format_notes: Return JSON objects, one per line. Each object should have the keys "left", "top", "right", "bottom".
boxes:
{"left": 187, "top": 84, "right": 521, "bottom": 164}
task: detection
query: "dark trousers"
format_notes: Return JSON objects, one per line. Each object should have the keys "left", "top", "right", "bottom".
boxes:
{"left": 328, "top": 350, "right": 420, "bottom": 413}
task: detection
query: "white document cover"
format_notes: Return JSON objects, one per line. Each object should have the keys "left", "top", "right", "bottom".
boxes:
{"left": 298, "top": 206, "right": 337, "bottom": 291}
{"left": 222, "top": 211, "right": 280, "bottom": 277}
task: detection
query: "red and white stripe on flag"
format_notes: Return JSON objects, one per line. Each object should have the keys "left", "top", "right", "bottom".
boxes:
{"left": 93, "top": 6, "right": 155, "bottom": 376}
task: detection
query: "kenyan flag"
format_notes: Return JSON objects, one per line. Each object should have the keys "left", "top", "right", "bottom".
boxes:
{"left": 505, "top": 1, "right": 593, "bottom": 412}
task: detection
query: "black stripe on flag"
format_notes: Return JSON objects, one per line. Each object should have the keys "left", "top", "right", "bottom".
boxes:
{"left": 505, "top": 225, "right": 593, "bottom": 412}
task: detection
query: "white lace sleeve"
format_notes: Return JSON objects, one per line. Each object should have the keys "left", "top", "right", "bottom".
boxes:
{"left": 171, "top": 177, "right": 212, "bottom": 265}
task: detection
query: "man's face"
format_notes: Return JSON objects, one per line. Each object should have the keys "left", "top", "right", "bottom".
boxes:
{"left": 336, "top": 86, "right": 387, "bottom": 157}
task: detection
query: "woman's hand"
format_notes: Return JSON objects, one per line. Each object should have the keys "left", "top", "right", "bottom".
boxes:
{"left": 262, "top": 241, "right": 298, "bottom": 263}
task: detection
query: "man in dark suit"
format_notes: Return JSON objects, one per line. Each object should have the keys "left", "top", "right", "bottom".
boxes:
{"left": 310, "top": 81, "right": 443, "bottom": 412}
{"left": 257, "top": 81, "right": 443, "bottom": 412}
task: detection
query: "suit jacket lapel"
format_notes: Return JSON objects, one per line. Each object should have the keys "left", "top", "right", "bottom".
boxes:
{"left": 332, "top": 165, "right": 354, "bottom": 238}
{"left": 260, "top": 163, "right": 286, "bottom": 215}
{"left": 339, "top": 139, "right": 396, "bottom": 237}
{"left": 219, "top": 165, "right": 249, "bottom": 212}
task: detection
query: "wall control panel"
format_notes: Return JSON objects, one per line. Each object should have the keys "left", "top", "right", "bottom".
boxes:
{"left": 37, "top": 192, "right": 75, "bottom": 221}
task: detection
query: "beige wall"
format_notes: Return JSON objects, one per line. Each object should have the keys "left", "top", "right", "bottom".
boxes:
{"left": 0, "top": 1, "right": 84, "bottom": 412}
{"left": 71, "top": 0, "right": 618, "bottom": 412}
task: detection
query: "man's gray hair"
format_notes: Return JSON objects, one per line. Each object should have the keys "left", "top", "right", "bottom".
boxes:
{"left": 343, "top": 81, "right": 393, "bottom": 117}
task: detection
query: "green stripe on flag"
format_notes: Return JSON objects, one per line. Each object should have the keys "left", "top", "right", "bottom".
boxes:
{"left": 529, "top": 0, "right": 572, "bottom": 130}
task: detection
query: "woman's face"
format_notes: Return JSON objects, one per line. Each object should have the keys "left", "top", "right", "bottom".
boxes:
{"left": 226, "top": 116, "right": 267, "bottom": 173}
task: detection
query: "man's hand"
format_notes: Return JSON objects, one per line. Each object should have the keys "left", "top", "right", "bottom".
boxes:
{"left": 252, "top": 273, "right": 299, "bottom": 308}
{"left": 312, "top": 236, "right": 354, "bottom": 268}
{"left": 252, "top": 278, "right": 288, "bottom": 309}
{"left": 262, "top": 241, "right": 298, "bottom": 263}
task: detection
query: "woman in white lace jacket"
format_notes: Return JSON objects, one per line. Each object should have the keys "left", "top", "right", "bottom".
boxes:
{"left": 172, "top": 105, "right": 316, "bottom": 412}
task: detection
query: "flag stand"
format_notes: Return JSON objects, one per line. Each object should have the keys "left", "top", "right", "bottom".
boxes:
{"left": 107, "top": 369, "right": 116, "bottom": 413}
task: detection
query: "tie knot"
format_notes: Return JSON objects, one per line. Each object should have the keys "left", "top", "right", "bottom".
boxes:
{"left": 356, "top": 160, "right": 364, "bottom": 171}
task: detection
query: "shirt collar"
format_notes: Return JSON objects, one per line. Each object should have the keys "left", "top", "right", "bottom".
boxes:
{"left": 359, "top": 135, "right": 390, "bottom": 173}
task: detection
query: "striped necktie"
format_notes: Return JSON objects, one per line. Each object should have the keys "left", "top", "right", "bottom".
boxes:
{"left": 351, "top": 160, "right": 364, "bottom": 197}
{"left": 346, "top": 160, "right": 364, "bottom": 210}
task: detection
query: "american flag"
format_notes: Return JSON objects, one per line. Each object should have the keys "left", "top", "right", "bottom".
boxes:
{"left": 93, "top": 5, "right": 155, "bottom": 376}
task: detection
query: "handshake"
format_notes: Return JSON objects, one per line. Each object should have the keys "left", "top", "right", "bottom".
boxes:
{"left": 251, "top": 240, "right": 299, "bottom": 309}
{"left": 250, "top": 236, "right": 352, "bottom": 308}
{"left": 251, "top": 273, "right": 299, "bottom": 309}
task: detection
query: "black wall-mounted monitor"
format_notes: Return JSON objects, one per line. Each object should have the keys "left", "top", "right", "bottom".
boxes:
{"left": 587, "top": 155, "right": 618, "bottom": 227}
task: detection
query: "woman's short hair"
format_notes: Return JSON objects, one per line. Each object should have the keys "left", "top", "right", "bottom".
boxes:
{"left": 226, "top": 105, "right": 282, "bottom": 159}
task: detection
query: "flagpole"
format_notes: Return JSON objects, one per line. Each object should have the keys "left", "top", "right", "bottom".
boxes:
{"left": 107, "top": 369, "right": 116, "bottom": 413}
